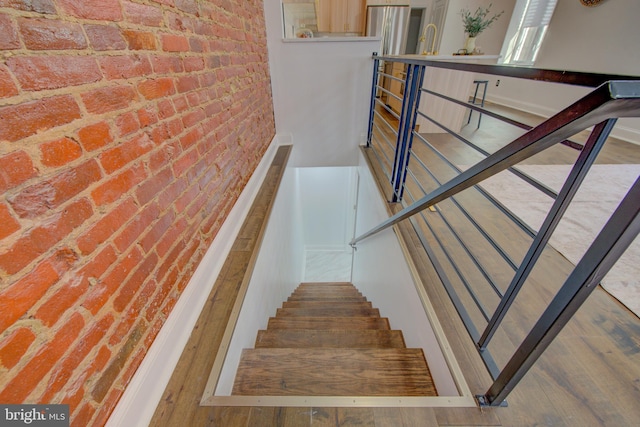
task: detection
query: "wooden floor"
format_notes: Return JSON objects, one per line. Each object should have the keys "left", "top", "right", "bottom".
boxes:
{"left": 232, "top": 282, "right": 437, "bottom": 397}
{"left": 150, "top": 108, "right": 640, "bottom": 425}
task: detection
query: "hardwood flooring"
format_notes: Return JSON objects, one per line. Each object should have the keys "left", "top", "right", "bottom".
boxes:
{"left": 150, "top": 106, "right": 640, "bottom": 425}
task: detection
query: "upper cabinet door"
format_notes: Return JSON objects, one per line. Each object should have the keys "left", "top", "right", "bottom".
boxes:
{"left": 318, "top": 0, "right": 365, "bottom": 34}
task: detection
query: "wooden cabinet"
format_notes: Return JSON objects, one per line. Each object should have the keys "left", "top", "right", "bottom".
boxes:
{"left": 317, "top": 0, "right": 365, "bottom": 34}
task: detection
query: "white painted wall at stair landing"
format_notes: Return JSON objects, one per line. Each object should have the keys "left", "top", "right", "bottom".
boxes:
{"left": 297, "top": 167, "right": 357, "bottom": 282}
{"left": 352, "top": 152, "right": 459, "bottom": 396}
{"left": 215, "top": 166, "right": 304, "bottom": 395}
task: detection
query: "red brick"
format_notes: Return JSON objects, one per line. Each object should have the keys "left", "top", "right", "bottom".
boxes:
{"left": 166, "top": 11, "right": 193, "bottom": 32}
{"left": 176, "top": 75, "right": 200, "bottom": 94}
{"left": 0, "top": 328, "right": 36, "bottom": 369}
{"left": 146, "top": 265, "right": 177, "bottom": 320}
{"left": 99, "top": 133, "right": 154, "bottom": 174}
{"left": 0, "top": 198, "right": 93, "bottom": 275}
{"left": 187, "top": 38, "right": 205, "bottom": 55}
{"left": 0, "top": 95, "right": 81, "bottom": 142}
{"left": 81, "top": 84, "right": 137, "bottom": 114}
{"left": 113, "top": 203, "right": 160, "bottom": 253}
{"left": 0, "top": 0, "right": 56, "bottom": 13}
{"left": 152, "top": 0, "right": 175, "bottom": 6}
{"left": 155, "top": 217, "right": 187, "bottom": 258}
{"left": 113, "top": 252, "right": 158, "bottom": 312}
{"left": 92, "top": 388, "right": 125, "bottom": 425}
{"left": 0, "top": 13, "right": 20, "bottom": 49}
{"left": 137, "top": 106, "right": 158, "bottom": 128}
{"left": 39, "top": 137, "right": 83, "bottom": 167}
{"left": 99, "top": 54, "right": 152, "bottom": 80}
{"left": 150, "top": 55, "right": 183, "bottom": 74}
{"left": 84, "top": 24, "right": 126, "bottom": 50}
{"left": 122, "top": 29, "right": 157, "bottom": 50}
{"left": 161, "top": 33, "right": 189, "bottom": 52}
{"left": 77, "top": 121, "right": 112, "bottom": 152}
{"left": 137, "top": 78, "right": 175, "bottom": 100}
{"left": 45, "top": 246, "right": 117, "bottom": 321}
{"left": 0, "top": 151, "right": 37, "bottom": 193}
{"left": 158, "top": 177, "right": 187, "bottom": 211}
{"left": 0, "top": 313, "right": 84, "bottom": 403}
{"left": 39, "top": 314, "right": 114, "bottom": 401}
{"left": 0, "top": 65, "right": 18, "bottom": 98}
{"left": 19, "top": 18, "right": 87, "bottom": 50}
{"left": 91, "top": 164, "right": 146, "bottom": 206}
{"left": 9, "top": 159, "right": 102, "bottom": 219}
{"left": 184, "top": 56, "right": 205, "bottom": 73}
{"left": 140, "top": 209, "right": 176, "bottom": 253}
{"left": 182, "top": 110, "right": 206, "bottom": 130}
{"left": 77, "top": 198, "right": 138, "bottom": 254}
{"left": 0, "top": 260, "right": 59, "bottom": 333}
{"left": 172, "top": 148, "right": 199, "bottom": 178}
{"left": 172, "top": 95, "right": 189, "bottom": 113}
{"left": 114, "top": 111, "right": 140, "bottom": 137}
{"left": 0, "top": 203, "right": 20, "bottom": 240}
{"left": 148, "top": 123, "right": 170, "bottom": 145}
{"left": 157, "top": 99, "right": 176, "bottom": 119}
{"left": 135, "top": 166, "right": 174, "bottom": 205}
{"left": 7, "top": 56, "right": 101, "bottom": 91}
{"left": 82, "top": 247, "right": 143, "bottom": 314}
{"left": 71, "top": 404, "right": 96, "bottom": 427}
{"left": 123, "top": 1, "right": 163, "bottom": 27}
{"left": 174, "top": 0, "right": 198, "bottom": 15}
{"left": 57, "top": 0, "right": 123, "bottom": 20}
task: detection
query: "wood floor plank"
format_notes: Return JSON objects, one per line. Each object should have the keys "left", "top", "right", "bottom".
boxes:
{"left": 255, "top": 329, "right": 406, "bottom": 348}
{"left": 232, "top": 348, "right": 436, "bottom": 396}
{"left": 267, "top": 316, "right": 390, "bottom": 330}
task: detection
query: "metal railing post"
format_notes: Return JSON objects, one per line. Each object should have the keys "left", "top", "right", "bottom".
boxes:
{"left": 479, "top": 176, "right": 640, "bottom": 406}
{"left": 390, "top": 64, "right": 424, "bottom": 202}
{"left": 477, "top": 118, "right": 617, "bottom": 350}
{"left": 366, "top": 52, "right": 379, "bottom": 148}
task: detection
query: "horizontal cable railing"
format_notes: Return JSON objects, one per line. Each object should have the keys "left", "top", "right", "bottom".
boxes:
{"left": 357, "top": 53, "right": 640, "bottom": 406}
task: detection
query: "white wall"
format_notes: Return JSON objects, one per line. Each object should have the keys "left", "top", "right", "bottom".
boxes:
{"left": 215, "top": 166, "right": 305, "bottom": 395}
{"left": 264, "top": 2, "right": 380, "bottom": 167}
{"left": 298, "top": 167, "right": 357, "bottom": 250}
{"left": 352, "top": 152, "right": 458, "bottom": 396}
{"left": 440, "top": 0, "right": 514, "bottom": 56}
{"left": 486, "top": 0, "right": 640, "bottom": 143}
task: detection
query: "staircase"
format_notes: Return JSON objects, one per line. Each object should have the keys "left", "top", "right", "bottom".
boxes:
{"left": 232, "top": 282, "right": 437, "bottom": 396}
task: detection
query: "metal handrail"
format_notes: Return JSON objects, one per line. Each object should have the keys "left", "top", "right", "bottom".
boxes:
{"left": 360, "top": 54, "right": 640, "bottom": 407}
{"left": 352, "top": 80, "right": 640, "bottom": 247}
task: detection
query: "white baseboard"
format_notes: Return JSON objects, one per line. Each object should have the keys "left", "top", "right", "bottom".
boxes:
{"left": 487, "top": 94, "right": 640, "bottom": 146}
{"left": 106, "top": 135, "right": 282, "bottom": 427}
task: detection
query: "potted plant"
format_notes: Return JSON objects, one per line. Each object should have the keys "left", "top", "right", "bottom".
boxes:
{"left": 460, "top": 4, "right": 503, "bottom": 54}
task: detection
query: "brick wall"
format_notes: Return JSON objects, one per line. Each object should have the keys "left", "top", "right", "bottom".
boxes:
{"left": 0, "top": 0, "right": 275, "bottom": 425}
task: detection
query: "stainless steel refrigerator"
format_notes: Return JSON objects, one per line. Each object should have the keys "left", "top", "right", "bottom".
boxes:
{"left": 365, "top": 5, "right": 411, "bottom": 56}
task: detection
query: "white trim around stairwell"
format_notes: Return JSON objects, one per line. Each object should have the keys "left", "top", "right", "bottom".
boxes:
{"left": 106, "top": 135, "right": 283, "bottom": 427}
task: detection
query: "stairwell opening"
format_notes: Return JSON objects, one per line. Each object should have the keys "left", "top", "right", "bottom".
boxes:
{"left": 200, "top": 152, "right": 475, "bottom": 407}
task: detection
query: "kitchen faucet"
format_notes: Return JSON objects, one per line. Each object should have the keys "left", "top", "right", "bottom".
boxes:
{"left": 419, "top": 23, "right": 438, "bottom": 55}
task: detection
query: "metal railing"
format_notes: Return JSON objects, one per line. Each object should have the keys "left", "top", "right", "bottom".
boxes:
{"left": 354, "top": 53, "right": 640, "bottom": 406}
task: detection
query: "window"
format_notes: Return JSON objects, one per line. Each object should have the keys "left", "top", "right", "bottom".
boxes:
{"left": 499, "top": 0, "right": 558, "bottom": 66}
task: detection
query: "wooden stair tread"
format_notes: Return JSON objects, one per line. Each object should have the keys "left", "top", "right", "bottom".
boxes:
{"left": 287, "top": 295, "right": 367, "bottom": 302}
{"left": 232, "top": 348, "right": 436, "bottom": 396}
{"left": 268, "top": 316, "right": 390, "bottom": 330}
{"left": 255, "top": 329, "right": 406, "bottom": 348}
{"left": 282, "top": 300, "right": 373, "bottom": 309}
{"left": 275, "top": 307, "right": 380, "bottom": 317}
